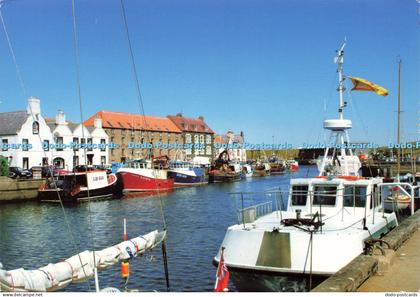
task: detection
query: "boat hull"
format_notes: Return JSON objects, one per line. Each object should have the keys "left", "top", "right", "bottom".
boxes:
{"left": 212, "top": 259, "right": 327, "bottom": 292}
{"left": 209, "top": 172, "right": 242, "bottom": 183}
{"left": 167, "top": 169, "right": 207, "bottom": 186}
{"left": 116, "top": 171, "right": 174, "bottom": 192}
{"left": 38, "top": 183, "right": 117, "bottom": 203}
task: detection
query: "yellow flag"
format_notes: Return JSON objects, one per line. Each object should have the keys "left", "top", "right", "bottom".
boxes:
{"left": 347, "top": 76, "right": 388, "bottom": 96}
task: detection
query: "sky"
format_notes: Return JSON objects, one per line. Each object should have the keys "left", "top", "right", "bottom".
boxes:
{"left": 0, "top": 0, "right": 419, "bottom": 147}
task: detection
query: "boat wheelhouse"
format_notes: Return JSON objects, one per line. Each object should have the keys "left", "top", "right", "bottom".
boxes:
{"left": 116, "top": 159, "right": 174, "bottom": 192}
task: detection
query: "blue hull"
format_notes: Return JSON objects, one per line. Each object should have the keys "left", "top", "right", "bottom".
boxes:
{"left": 167, "top": 169, "right": 207, "bottom": 186}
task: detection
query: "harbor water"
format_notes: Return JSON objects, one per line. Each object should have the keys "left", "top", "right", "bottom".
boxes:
{"left": 0, "top": 166, "right": 318, "bottom": 292}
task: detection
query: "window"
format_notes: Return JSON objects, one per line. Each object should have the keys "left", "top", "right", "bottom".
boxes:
{"left": 206, "top": 135, "right": 212, "bottom": 144}
{"left": 81, "top": 138, "right": 86, "bottom": 149}
{"left": 73, "top": 156, "right": 79, "bottom": 167}
{"left": 100, "top": 139, "right": 106, "bottom": 152}
{"left": 87, "top": 138, "right": 93, "bottom": 151}
{"left": 199, "top": 135, "right": 204, "bottom": 143}
{"left": 42, "top": 157, "right": 49, "bottom": 166}
{"left": 2, "top": 139, "right": 8, "bottom": 151}
{"left": 22, "top": 139, "right": 29, "bottom": 151}
{"left": 32, "top": 121, "right": 39, "bottom": 134}
{"left": 43, "top": 140, "right": 49, "bottom": 151}
{"left": 313, "top": 185, "right": 337, "bottom": 206}
{"left": 194, "top": 135, "right": 199, "bottom": 143}
{"left": 291, "top": 185, "right": 308, "bottom": 206}
{"left": 73, "top": 137, "right": 79, "bottom": 151}
{"left": 56, "top": 137, "right": 63, "bottom": 151}
{"left": 344, "top": 186, "right": 368, "bottom": 208}
{"left": 206, "top": 146, "right": 211, "bottom": 155}
{"left": 185, "top": 134, "right": 191, "bottom": 143}
{"left": 22, "top": 157, "right": 29, "bottom": 170}
{"left": 101, "top": 156, "right": 106, "bottom": 165}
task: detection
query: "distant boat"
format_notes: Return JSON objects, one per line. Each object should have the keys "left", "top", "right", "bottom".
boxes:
{"left": 167, "top": 160, "right": 207, "bottom": 186}
{"left": 209, "top": 150, "right": 242, "bottom": 183}
{"left": 252, "top": 162, "right": 270, "bottom": 177}
{"left": 286, "top": 160, "right": 299, "bottom": 172}
{"left": 268, "top": 156, "right": 286, "bottom": 175}
{"left": 38, "top": 169, "right": 118, "bottom": 203}
{"left": 116, "top": 159, "right": 174, "bottom": 192}
{"left": 242, "top": 164, "right": 253, "bottom": 178}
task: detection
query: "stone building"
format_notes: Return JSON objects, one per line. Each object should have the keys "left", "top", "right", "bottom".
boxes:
{"left": 84, "top": 111, "right": 183, "bottom": 163}
{"left": 167, "top": 113, "right": 215, "bottom": 162}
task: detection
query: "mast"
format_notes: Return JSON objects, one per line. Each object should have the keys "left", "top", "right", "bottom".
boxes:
{"left": 318, "top": 41, "right": 360, "bottom": 177}
{"left": 397, "top": 58, "right": 402, "bottom": 180}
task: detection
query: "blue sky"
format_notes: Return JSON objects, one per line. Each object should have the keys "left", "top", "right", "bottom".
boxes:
{"left": 0, "top": 0, "right": 419, "bottom": 146}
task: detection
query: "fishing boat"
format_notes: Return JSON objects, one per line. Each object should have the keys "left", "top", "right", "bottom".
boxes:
{"left": 167, "top": 160, "right": 207, "bottom": 186}
{"left": 214, "top": 42, "right": 399, "bottom": 292}
{"left": 242, "top": 164, "right": 253, "bottom": 178}
{"left": 116, "top": 159, "right": 174, "bottom": 192}
{"left": 252, "top": 162, "right": 270, "bottom": 177}
{"left": 286, "top": 160, "right": 299, "bottom": 172}
{"left": 38, "top": 169, "right": 118, "bottom": 203}
{"left": 209, "top": 150, "right": 242, "bottom": 183}
{"left": 269, "top": 156, "right": 286, "bottom": 175}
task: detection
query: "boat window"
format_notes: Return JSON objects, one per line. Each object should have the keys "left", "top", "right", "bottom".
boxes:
{"left": 291, "top": 185, "right": 308, "bottom": 206}
{"left": 313, "top": 185, "right": 337, "bottom": 206}
{"left": 343, "top": 186, "right": 367, "bottom": 207}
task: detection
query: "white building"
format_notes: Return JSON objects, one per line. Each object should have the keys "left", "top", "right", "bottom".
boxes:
{"left": 0, "top": 97, "right": 109, "bottom": 171}
{"left": 214, "top": 130, "right": 247, "bottom": 163}
{"left": 0, "top": 97, "right": 54, "bottom": 169}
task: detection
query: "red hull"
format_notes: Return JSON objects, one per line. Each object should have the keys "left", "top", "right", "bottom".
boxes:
{"left": 117, "top": 171, "right": 174, "bottom": 192}
{"left": 290, "top": 164, "right": 299, "bottom": 172}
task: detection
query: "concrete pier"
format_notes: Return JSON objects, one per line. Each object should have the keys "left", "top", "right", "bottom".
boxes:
{"left": 358, "top": 229, "right": 420, "bottom": 292}
{"left": 0, "top": 176, "right": 43, "bottom": 203}
{"left": 312, "top": 210, "right": 420, "bottom": 292}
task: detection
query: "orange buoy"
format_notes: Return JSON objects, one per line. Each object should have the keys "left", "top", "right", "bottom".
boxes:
{"left": 121, "top": 261, "right": 129, "bottom": 278}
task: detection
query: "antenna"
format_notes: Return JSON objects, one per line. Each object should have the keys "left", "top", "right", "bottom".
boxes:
{"left": 334, "top": 40, "right": 347, "bottom": 120}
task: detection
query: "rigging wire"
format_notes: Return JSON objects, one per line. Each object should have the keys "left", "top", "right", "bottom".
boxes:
{"left": 119, "top": 0, "right": 170, "bottom": 291}
{"left": 70, "top": 0, "right": 98, "bottom": 291}
{"left": 0, "top": 3, "right": 91, "bottom": 290}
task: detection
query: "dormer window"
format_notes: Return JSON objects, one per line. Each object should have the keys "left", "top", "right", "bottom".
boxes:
{"left": 32, "top": 121, "right": 39, "bottom": 134}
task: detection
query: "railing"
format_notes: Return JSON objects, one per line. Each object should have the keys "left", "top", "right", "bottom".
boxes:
{"left": 237, "top": 201, "right": 273, "bottom": 225}
{"left": 229, "top": 190, "right": 285, "bottom": 226}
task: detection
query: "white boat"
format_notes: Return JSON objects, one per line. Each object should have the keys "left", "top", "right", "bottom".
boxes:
{"left": 0, "top": 230, "right": 166, "bottom": 292}
{"left": 242, "top": 164, "right": 253, "bottom": 178}
{"left": 214, "top": 42, "right": 399, "bottom": 292}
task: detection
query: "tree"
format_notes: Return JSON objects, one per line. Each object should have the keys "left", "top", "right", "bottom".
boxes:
{"left": 0, "top": 156, "right": 9, "bottom": 177}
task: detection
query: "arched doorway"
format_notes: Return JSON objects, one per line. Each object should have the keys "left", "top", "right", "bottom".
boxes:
{"left": 53, "top": 157, "right": 65, "bottom": 169}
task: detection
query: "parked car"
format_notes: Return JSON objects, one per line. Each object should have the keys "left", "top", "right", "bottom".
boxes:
{"left": 39, "top": 165, "right": 70, "bottom": 177}
{"left": 9, "top": 167, "right": 32, "bottom": 179}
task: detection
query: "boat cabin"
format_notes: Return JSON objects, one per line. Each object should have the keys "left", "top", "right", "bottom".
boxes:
{"left": 288, "top": 176, "right": 384, "bottom": 219}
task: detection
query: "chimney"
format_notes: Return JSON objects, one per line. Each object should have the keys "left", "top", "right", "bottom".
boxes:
{"left": 198, "top": 115, "right": 204, "bottom": 121}
{"left": 176, "top": 112, "right": 183, "bottom": 118}
{"left": 56, "top": 110, "right": 66, "bottom": 125}
{"left": 240, "top": 131, "right": 244, "bottom": 137}
{"left": 27, "top": 97, "right": 41, "bottom": 116}
{"left": 94, "top": 117, "right": 102, "bottom": 129}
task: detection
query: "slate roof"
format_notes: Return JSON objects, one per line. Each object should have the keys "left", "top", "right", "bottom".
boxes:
{"left": 0, "top": 111, "right": 28, "bottom": 136}
{"left": 167, "top": 114, "right": 214, "bottom": 134}
{"left": 214, "top": 134, "right": 244, "bottom": 144}
{"left": 84, "top": 111, "right": 182, "bottom": 133}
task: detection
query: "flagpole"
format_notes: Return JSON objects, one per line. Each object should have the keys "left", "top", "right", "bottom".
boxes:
{"left": 397, "top": 57, "right": 402, "bottom": 181}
